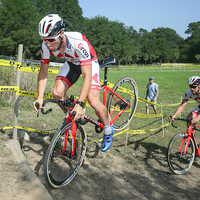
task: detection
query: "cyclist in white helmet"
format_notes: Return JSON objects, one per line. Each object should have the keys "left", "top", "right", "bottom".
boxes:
{"left": 169, "top": 76, "right": 200, "bottom": 127}
{"left": 33, "top": 14, "right": 114, "bottom": 152}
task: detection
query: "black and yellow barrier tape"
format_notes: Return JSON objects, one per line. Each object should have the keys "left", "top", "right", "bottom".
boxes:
{"left": 91, "top": 122, "right": 170, "bottom": 142}
{"left": 0, "top": 86, "right": 20, "bottom": 92}
{"left": 1, "top": 126, "right": 46, "bottom": 134}
{"left": 17, "top": 66, "right": 60, "bottom": 75}
{"left": 0, "top": 59, "right": 21, "bottom": 67}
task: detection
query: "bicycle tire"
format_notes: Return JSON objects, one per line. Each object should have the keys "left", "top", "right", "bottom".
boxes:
{"left": 107, "top": 76, "right": 138, "bottom": 130}
{"left": 44, "top": 121, "right": 87, "bottom": 188}
{"left": 167, "top": 132, "right": 195, "bottom": 175}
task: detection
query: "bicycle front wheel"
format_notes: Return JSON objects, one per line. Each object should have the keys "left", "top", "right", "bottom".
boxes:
{"left": 107, "top": 76, "right": 138, "bottom": 130}
{"left": 167, "top": 132, "right": 195, "bottom": 175}
{"left": 44, "top": 121, "right": 87, "bottom": 188}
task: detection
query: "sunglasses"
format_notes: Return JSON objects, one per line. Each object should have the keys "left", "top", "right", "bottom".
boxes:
{"left": 189, "top": 85, "right": 198, "bottom": 89}
{"left": 42, "top": 34, "right": 60, "bottom": 43}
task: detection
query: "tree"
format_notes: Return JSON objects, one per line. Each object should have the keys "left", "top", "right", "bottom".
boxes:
{"left": 0, "top": 0, "right": 39, "bottom": 57}
{"left": 82, "top": 16, "right": 133, "bottom": 64}
{"left": 180, "top": 34, "right": 200, "bottom": 63}
{"left": 185, "top": 22, "right": 200, "bottom": 36}
{"left": 195, "top": 54, "right": 200, "bottom": 63}
{"left": 127, "top": 26, "right": 142, "bottom": 64}
{"left": 33, "top": 0, "right": 84, "bottom": 32}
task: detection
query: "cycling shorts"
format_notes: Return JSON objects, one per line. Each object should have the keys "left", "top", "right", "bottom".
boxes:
{"left": 56, "top": 59, "right": 101, "bottom": 90}
{"left": 192, "top": 106, "right": 200, "bottom": 116}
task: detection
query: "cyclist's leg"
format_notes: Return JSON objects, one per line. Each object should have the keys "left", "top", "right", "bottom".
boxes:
{"left": 87, "top": 89, "right": 114, "bottom": 152}
{"left": 53, "top": 61, "right": 81, "bottom": 113}
{"left": 87, "top": 89, "right": 109, "bottom": 125}
{"left": 87, "top": 59, "right": 114, "bottom": 151}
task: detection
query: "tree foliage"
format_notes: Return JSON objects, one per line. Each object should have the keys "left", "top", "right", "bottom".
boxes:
{"left": 0, "top": 1, "right": 199, "bottom": 64}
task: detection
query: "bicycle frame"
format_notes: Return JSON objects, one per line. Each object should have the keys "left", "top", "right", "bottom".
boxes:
{"left": 41, "top": 57, "right": 132, "bottom": 159}
{"left": 63, "top": 81, "right": 131, "bottom": 158}
{"left": 81, "top": 85, "right": 130, "bottom": 130}
{"left": 178, "top": 123, "right": 200, "bottom": 156}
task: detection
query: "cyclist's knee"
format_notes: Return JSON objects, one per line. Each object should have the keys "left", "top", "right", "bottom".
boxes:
{"left": 53, "top": 88, "right": 64, "bottom": 100}
{"left": 89, "top": 100, "right": 100, "bottom": 110}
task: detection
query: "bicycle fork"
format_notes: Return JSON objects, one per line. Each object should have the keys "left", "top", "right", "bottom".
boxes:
{"left": 178, "top": 125, "right": 193, "bottom": 155}
{"left": 62, "top": 120, "right": 77, "bottom": 158}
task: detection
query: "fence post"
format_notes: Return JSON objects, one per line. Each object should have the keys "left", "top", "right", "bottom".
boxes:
{"left": 124, "top": 125, "right": 129, "bottom": 155}
{"left": 13, "top": 44, "right": 23, "bottom": 140}
{"left": 179, "top": 96, "right": 182, "bottom": 118}
{"left": 160, "top": 103, "right": 164, "bottom": 137}
{"left": 124, "top": 98, "right": 133, "bottom": 155}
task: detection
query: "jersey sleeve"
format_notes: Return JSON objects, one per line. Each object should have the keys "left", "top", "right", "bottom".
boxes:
{"left": 41, "top": 42, "right": 50, "bottom": 64}
{"left": 183, "top": 90, "right": 191, "bottom": 101}
{"left": 76, "top": 41, "right": 92, "bottom": 67}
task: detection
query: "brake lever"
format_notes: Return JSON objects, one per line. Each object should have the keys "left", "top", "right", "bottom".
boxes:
{"left": 35, "top": 102, "right": 39, "bottom": 117}
{"left": 169, "top": 116, "right": 177, "bottom": 128}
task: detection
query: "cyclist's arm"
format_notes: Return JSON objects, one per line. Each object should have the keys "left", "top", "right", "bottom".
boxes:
{"left": 170, "top": 99, "right": 187, "bottom": 120}
{"left": 33, "top": 63, "right": 49, "bottom": 112}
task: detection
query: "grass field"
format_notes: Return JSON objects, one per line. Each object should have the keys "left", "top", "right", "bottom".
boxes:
{"left": 1, "top": 66, "right": 200, "bottom": 155}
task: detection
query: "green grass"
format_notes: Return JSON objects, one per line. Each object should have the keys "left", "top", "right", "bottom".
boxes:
{"left": 1, "top": 66, "right": 200, "bottom": 156}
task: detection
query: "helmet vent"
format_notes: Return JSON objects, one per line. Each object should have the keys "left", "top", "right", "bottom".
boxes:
{"left": 46, "top": 24, "right": 51, "bottom": 34}
{"left": 42, "top": 21, "right": 46, "bottom": 34}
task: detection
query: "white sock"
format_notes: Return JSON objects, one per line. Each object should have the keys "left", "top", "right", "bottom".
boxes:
{"left": 104, "top": 123, "right": 112, "bottom": 135}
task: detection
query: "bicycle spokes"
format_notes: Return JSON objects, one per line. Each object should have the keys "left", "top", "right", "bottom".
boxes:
{"left": 167, "top": 132, "right": 195, "bottom": 174}
{"left": 107, "top": 77, "right": 138, "bottom": 130}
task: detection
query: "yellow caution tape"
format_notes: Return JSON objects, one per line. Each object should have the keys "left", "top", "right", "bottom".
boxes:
{"left": 91, "top": 122, "right": 170, "bottom": 142}
{"left": 16, "top": 90, "right": 55, "bottom": 99}
{"left": 134, "top": 112, "right": 163, "bottom": 118}
{"left": 0, "top": 59, "right": 21, "bottom": 67}
{"left": 17, "top": 66, "right": 60, "bottom": 75}
{"left": 1, "top": 126, "right": 46, "bottom": 134}
{"left": 0, "top": 86, "right": 20, "bottom": 92}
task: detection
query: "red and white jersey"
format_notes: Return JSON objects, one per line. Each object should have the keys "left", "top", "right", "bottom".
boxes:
{"left": 184, "top": 90, "right": 200, "bottom": 105}
{"left": 41, "top": 32, "right": 97, "bottom": 66}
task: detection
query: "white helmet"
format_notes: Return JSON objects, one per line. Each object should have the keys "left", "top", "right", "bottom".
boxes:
{"left": 188, "top": 76, "right": 200, "bottom": 85}
{"left": 38, "top": 14, "right": 65, "bottom": 38}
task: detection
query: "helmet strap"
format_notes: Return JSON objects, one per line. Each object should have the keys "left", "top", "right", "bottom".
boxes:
{"left": 57, "top": 36, "right": 64, "bottom": 50}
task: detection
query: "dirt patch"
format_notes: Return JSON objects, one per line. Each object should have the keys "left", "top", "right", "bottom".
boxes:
{"left": 1, "top": 129, "right": 200, "bottom": 200}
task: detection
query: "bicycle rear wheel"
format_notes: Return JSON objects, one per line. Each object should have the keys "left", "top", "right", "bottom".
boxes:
{"left": 107, "top": 76, "right": 138, "bottom": 130}
{"left": 167, "top": 132, "right": 195, "bottom": 175}
{"left": 44, "top": 121, "right": 87, "bottom": 188}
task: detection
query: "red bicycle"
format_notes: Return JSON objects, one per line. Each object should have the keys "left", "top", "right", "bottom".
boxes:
{"left": 167, "top": 118, "right": 200, "bottom": 174}
{"left": 36, "top": 57, "right": 138, "bottom": 188}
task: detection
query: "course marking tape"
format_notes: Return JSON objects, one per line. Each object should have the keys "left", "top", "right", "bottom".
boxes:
{"left": 0, "top": 86, "right": 20, "bottom": 92}
{"left": 0, "top": 126, "right": 46, "bottom": 134}
{"left": 134, "top": 112, "right": 163, "bottom": 118}
{"left": 17, "top": 66, "right": 59, "bottom": 75}
{"left": 91, "top": 122, "right": 170, "bottom": 143}
{"left": 0, "top": 59, "right": 21, "bottom": 67}
{"left": 16, "top": 90, "right": 55, "bottom": 99}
